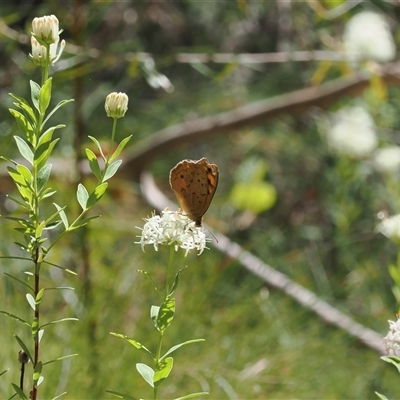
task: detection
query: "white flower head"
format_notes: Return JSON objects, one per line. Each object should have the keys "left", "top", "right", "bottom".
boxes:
{"left": 384, "top": 316, "right": 400, "bottom": 356}
{"left": 376, "top": 214, "right": 400, "bottom": 243}
{"left": 136, "top": 209, "right": 211, "bottom": 256}
{"left": 374, "top": 146, "right": 400, "bottom": 175}
{"left": 32, "top": 15, "right": 61, "bottom": 45}
{"left": 325, "top": 106, "right": 378, "bottom": 158}
{"left": 343, "top": 11, "right": 396, "bottom": 64}
{"left": 105, "top": 92, "right": 129, "bottom": 119}
{"left": 30, "top": 36, "right": 65, "bottom": 66}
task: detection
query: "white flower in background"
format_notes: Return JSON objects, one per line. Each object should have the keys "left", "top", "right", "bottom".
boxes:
{"left": 373, "top": 146, "right": 400, "bottom": 174}
{"left": 343, "top": 11, "right": 396, "bottom": 63}
{"left": 136, "top": 209, "right": 210, "bottom": 256}
{"left": 326, "top": 106, "right": 377, "bottom": 158}
{"left": 384, "top": 316, "right": 400, "bottom": 356}
{"left": 30, "top": 15, "right": 65, "bottom": 66}
{"left": 105, "top": 92, "right": 129, "bottom": 118}
{"left": 376, "top": 214, "right": 400, "bottom": 242}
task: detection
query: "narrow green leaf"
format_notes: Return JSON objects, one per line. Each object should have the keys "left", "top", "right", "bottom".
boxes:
{"left": 43, "top": 99, "right": 74, "bottom": 127}
{"left": 85, "top": 148, "right": 101, "bottom": 180}
{"left": 150, "top": 305, "right": 160, "bottom": 329}
{"left": 33, "top": 361, "right": 42, "bottom": 384}
{"left": 13, "top": 335, "right": 33, "bottom": 363}
{"left": 375, "top": 392, "right": 389, "bottom": 400}
{"left": 88, "top": 135, "right": 106, "bottom": 160}
{"left": 6, "top": 194, "right": 30, "bottom": 209}
{"left": 36, "top": 138, "right": 60, "bottom": 171}
{"left": 87, "top": 182, "right": 108, "bottom": 208}
{"left": 11, "top": 384, "right": 28, "bottom": 399}
{"left": 380, "top": 355, "right": 400, "bottom": 373}
{"left": 137, "top": 270, "right": 162, "bottom": 296}
{"left": 36, "top": 164, "right": 52, "bottom": 191}
{"left": 42, "top": 260, "right": 77, "bottom": 275}
{"left": 40, "top": 318, "right": 79, "bottom": 329}
{"left": 16, "top": 164, "right": 32, "bottom": 184}
{"left": 39, "top": 188, "right": 57, "bottom": 200}
{"left": 169, "top": 267, "right": 188, "bottom": 297}
{"left": 39, "top": 77, "right": 52, "bottom": 115}
{"left": 104, "top": 390, "right": 138, "bottom": 399}
{"left": 136, "top": 363, "right": 154, "bottom": 388}
{"left": 109, "top": 135, "right": 132, "bottom": 162}
{"left": 14, "top": 136, "right": 34, "bottom": 165}
{"left": 50, "top": 203, "right": 68, "bottom": 229}
{"left": 42, "top": 353, "right": 78, "bottom": 366}
{"left": 157, "top": 297, "right": 175, "bottom": 332}
{"left": 161, "top": 339, "right": 205, "bottom": 361}
{"left": 36, "top": 288, "right": 45, "bottom": 306}
{"left": 3, "top": 273, "right": 34, "bottom": 292}
{"left": 154, "top": 357, "right": 173, "bottom": 387}
{"left": 32, "top": 317, "right": 39, "bottom": 337}
{"left": 68, "top": 215, "right": 101, "bottom": 230}
{"left": 9, "top": 92, "right": 36, "bottom": 125}
{"left": 30, "top": 80, "right": 41, "bottom": 112}
{"left": 0, "top": 369, "right": 8, "bottom": 377}
{"left": 51, "top": 391, "right": 68, "bottom": 400}
{"left": 174, "top": 392, "right": 209, "bottom": 400}
{"left": 0, "top": 310, "right": 30, "bottom": 326}
{"left": 9, "top": 109, "right": 34, "bottom": 141}
{"left": 103, "top": 160, "right": 122, "bottom": 181}
{"left": 7, "top": 167, "right": 28, "bottom": 186}
{"left": 77, "top": 183, "right": 89, "bottom": 210}
{"left": 26, "top": 293, "right": 35, "bottom": 310}
{"left": 110, "top": 333, "right": 155, "bottom": 357}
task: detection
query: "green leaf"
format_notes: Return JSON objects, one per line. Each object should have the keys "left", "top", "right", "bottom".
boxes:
{"left": 150, "top": 305, "right": 160, "bottom": 329}
{"left": 42, "top": 353, "right": 78, "bottom": 366}
{"left": 157, "top": 298, "right": 175, "bottom": 332}
{"left": 161, "top": 339, "right": 205, "bottom": 361}
{"left": 67, "top": 215, "right": 101, "bottom": 231}
{"left": 53, "top": 203, "right": 69, "bottom": 229}
{"left": 6, "top": 194, "right": 30, "bottom": 209}
{"left": 87, "top": 182, "right": 108, "bottom": 208}
{"left": 88, "top": 135, "right": 106, "bottom": 160}
{"left": 375, "top": 392, "right": 389, "bottom": 400}
{"left": 14, "top": 335, "right": 33, "bottom": 363}
{"left": 103, "top": 160, "right": 122, "bottom": 181}
{"left": 14, "top": 136, "right": 34, "bottom": 165}
{"left": 9, "top": 92, "right": 36, "bottom": 125}
{"left": 0, "top": 310, "right": 30, "bottom": 326}
{"left": 11, "top": 384, "right": 28, "bottom": 400}
{"left": 3, "top": 273, "right": 34, "bottom": 292}
{"left": 51, "top": 392, "right": 68, "bottom": 400}
{"left": 38, "top": 188, "right": 57, "bottom": 200}
{"left": 16, "top": 164, "right": 32, "bottom": 184}
{"left": 104, "top": 390, "right": 138, "bottom": 399}
{"left": 169, "top": 267, "right": 188, "bottom": 297}
{"left": 30, "top": 80, "right": 41, "bottom": 112}
{"left": 40, "top": 318, "right": 79, "bottom": 329}
{"left": 8, "top": 166, "right": 29, "bottom": 186}
{"left": 77, "top": 183, "right": 89, "bottom": 210}
{"left": 85, "top": 148, "right": 101, "bottom": 180}
{"left": 33, "top": 361, "right": 42, "bottom": 384}
{"left": 174, "top": 392, "right": 209, "bottom": 400}
{"left": 380, "top": 355, "right": 400, "bottom": 373}
{"left": 26, "top": 293, "right": 36, "bottom": 310}
{"left": 110, "top": 332, "right": 155, "bottom": 357}
{"left": 0, "top": 369, "right": 8, "bottom": 377}
{"left": 32, "top": 317, "right": 39, "bottom": 337}
{"left": 42, "top": 260, "right": 77, "bottom": 275}
{"left": 36, "top": 288, "right": 45, "bottom": 307}
{"left": 109, "top": 135, "right": 132, "bottom": 162}
{"left": 137, "top": 270, "right": 162, "bottom": 296}
{"left": 39, "top": 78, "right": 52, "bottom": 115}
{"left": 9, "top": 109, "right": 34, "bottom": 142}
{"left": 36, "top": 137, "right": 60, "bottom": 171}
{"left": 37, "top": 164, "right": 52, "bottom": 192}
{"left": 136, "top": 363, "right": 154, "bottom": 388}
{"left": 154, "top": 357, "right": 173, "bottom": 387}
{"left": 43, "top": 99, "right": 74, "bottom": 127}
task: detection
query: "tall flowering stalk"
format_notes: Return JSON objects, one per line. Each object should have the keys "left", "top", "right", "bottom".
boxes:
{"left": 0, "top": 15, "right": 131, "bottom": 399}
{"left": 108, "top": 209, "right": 210, "bottom": 400}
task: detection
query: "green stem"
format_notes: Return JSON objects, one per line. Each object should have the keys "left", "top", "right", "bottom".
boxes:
{"left": 166, "top": 246, "right": 174, "bottom": 298}
{"left": 101, "top": 117, "right": 118, "bottom": 181}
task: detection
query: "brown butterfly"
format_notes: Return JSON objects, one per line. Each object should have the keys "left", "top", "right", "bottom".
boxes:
{"left": 169, "top": 158, "right": 219, "bottom": 227}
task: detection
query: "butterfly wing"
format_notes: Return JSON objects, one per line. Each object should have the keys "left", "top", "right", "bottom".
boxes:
{"left": 170, "top": 158, "right": 219, "bottom": 226}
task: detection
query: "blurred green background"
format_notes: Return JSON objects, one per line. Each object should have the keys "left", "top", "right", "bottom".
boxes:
{"left": 1, "top": 1, "right": 400, "bottom": 399}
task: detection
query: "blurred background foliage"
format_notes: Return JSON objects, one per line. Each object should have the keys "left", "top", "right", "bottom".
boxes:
{"left": 1, "top": 0, "right": 400, "bottom": 399}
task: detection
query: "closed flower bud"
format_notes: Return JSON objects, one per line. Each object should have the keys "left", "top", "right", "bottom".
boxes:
{"left": 105, "top": 92, "right": 129, "bottom": 119}
{"left": 32, "top": 15, "right": 60, "bottom": 45}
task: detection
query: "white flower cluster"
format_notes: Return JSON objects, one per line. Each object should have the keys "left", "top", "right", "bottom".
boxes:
{"left": 343, "top": 11, "right": 396, "bottom": 64}
{"left": 376, "top": 214, "right": 400, "bottom": 242}
{"left": 136, "top": 209, "right": 210, "bottom": 256}
{"left": 325, "top": 106, "right": 377, "bottom": 158}
{"left": 30, "top": 15, "right": 65, "bottom": 66}
{"left": 373, "top": 146, "right": 400, "bottom": 175}
{"left": 384, "top": 316, "right": 400, "bottom": 356}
